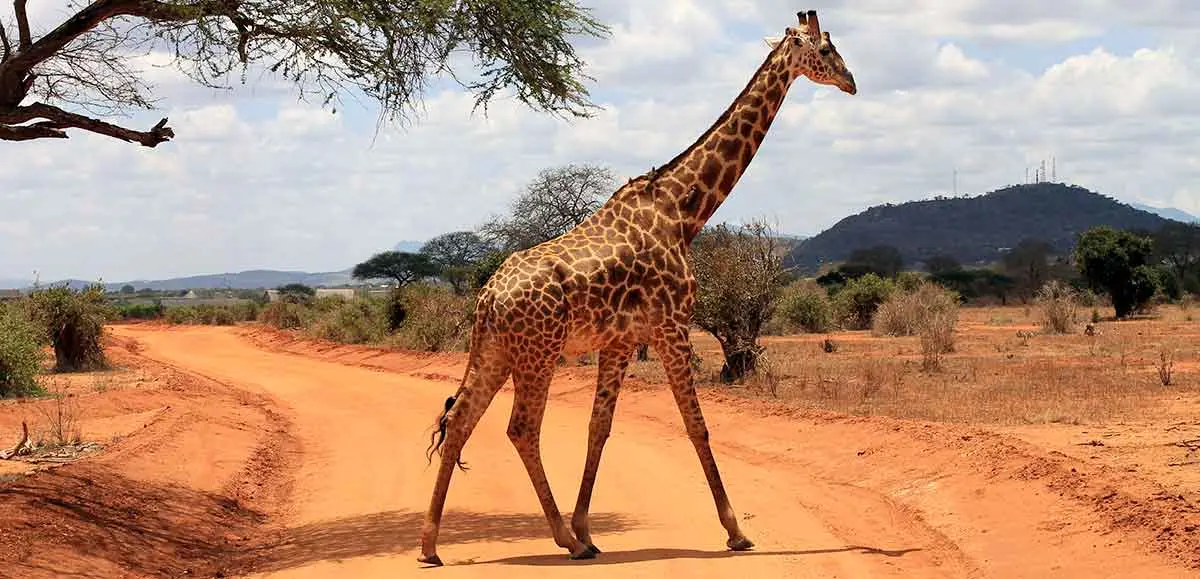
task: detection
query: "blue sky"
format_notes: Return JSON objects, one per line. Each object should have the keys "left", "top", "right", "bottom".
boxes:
{"left": 3, "top": 1, "right": 1200, "bottom": 282}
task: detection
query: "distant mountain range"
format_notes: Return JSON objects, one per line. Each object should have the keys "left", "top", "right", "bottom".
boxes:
{"left": 786, "top": 182, "right": 1179, "bottom": 272}
{"left": 1131, "top": 203, "right": 1198, "bottom": 224}
{"left": 2, "top": 190, "right": 1193, "bottom": 290}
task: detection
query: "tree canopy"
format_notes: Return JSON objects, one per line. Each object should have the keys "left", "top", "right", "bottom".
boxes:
{"left": 352, "top": 251, "right": 438, "bottom": 287}
{"left": 420, "top": 231, "right": 497, "bottom": 294}
{"left": 1074, "top": 226, "right": 1160, "bottom": 318}
{"left": 481, "top": 163, "right": 615, "bottom": 251}
{"left": 0, "top": 0, "right": 609, "bottom": 145}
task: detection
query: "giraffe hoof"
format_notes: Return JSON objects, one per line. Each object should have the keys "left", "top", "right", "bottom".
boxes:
{"left": 570, "top": 544, "right": 598, "bottom": 560}
{"left": 418, "top": 553, "right": 444, "bottom": 567}
{"left": 727, "top": 536, "right": 755, "bottom": 551}
{"left": 586, "top": 543, "right": 602, "bottom": 555}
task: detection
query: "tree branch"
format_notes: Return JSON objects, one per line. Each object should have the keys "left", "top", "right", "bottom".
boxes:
{"left": 0, "top": 21, "right": 11, "bottom": 62}
{"left": 0, "top": 102, "right": 173, "bottom": 145}
{"left": 14, "top": 0, "right": 31, "bottom": 49}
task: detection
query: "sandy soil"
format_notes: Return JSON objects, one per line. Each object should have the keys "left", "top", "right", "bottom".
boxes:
{"left": 1, "top": 322, "right": 1198, "bottom": 578}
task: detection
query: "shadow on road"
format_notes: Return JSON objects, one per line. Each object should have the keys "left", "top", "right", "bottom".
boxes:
{"left": 234, "top": 509, "right": 639, "bottom": 573}
{"left": 476, "top": 545, "right": 924, "bottom": 567}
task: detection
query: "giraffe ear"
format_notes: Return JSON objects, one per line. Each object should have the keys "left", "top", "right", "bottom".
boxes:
{"left": 763, "top": 35, "right": 783, "bottom": 49}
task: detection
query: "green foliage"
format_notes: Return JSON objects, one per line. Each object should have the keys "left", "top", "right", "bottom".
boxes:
{"left": 421, "top": 231, "right": 498, "bottom": 294}
{"left": 2, "top": 0, "right": 610, "bottom": 145}
{"left": 1074, "top": 226, "right": 1160, "bottom": 318}
{"left": 929, "top": 268, "right": 1014, "bottom": 304}
{"left": 26, "top": 284, "right": 110, "bottom": 372}
{"left": 895, "top": 271, "right": 925, "bottom": 293}
{"left": 832, "top": 273, "right": 896, "bottom": 330}
{"left": 391, "top": 284, "right": 475, "bottom": 352}
{"left": 775, "top": 280, "right": 834, "bottom": 333}
{"left": 308, "top": 298, "right": 390, "bottom": 345}
{"left": 0, "top": 303, "right": 44, "bottom": 398}
{"left": 276, "top": 283, "right": 316, "bottom": 303}
{"left": 352, "top": 251, "right": 439, "bottom": 287}
{"left": 114, "top": 302, "right": 165, "bottom": 320}
{"left": 1152, "top": 221, "right": 1200, "bottom": 296}
{"left": 469, "top": 250, "right": 514, "bottom": 291}
{"left": 164, "top": 303, "right": 259, "bottom": 326}
{"left": 924, "top": 254, "right": 961, "bottom": 275}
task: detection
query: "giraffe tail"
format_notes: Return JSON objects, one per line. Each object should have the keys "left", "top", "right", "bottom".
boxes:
{"left": 425, "top": 292, "right": 491, "bottom": 472}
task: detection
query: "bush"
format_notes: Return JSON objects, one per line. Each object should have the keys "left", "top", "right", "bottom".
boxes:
{"left": 26, "top": 284, "right": 110, "bottom": 372}
{"left": 391, "top": 284, "right": 474, "bottom": 352}
{"left": 832, "top": 273, "right": 896, "bottom": 330}
{"left": 775, "top": 280, "right": 834, "bottom": 333}
{"left": 0, "top": 304, "right": 44, "bottom": 398}
{"left": 114, "top": 302, "right": 164, "bottom": 320}
{"left": 308, "top": 298, "right": 389, "bottom": 344}
{"left": 259, "top": 301, "right": 315, "bottom": 330}
{"left": 873, "top": 282, "right": 960, "bottom": 339}
{"left": 895, "top": 271, "right": 924, "bottom": 293}
{"left": 1035, "top": 280, "right": 1078, "bottom": 334}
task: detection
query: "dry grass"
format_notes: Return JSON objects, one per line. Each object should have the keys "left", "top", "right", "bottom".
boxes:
{"left": 627, "top": 305, "right": 1199, "bottom": 425}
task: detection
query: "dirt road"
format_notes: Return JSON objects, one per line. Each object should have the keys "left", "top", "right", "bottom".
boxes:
{"left": 101, "top": 325, "right": 1197, "bottom": 578}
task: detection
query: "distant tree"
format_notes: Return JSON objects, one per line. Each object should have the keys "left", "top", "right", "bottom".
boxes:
{"left": 467, "top": 250, "right": 514, "bottom": 291}
{"left": 1001, "top": 239, "right": 1055, "bottom": 302}
{"left": 924, "top": 254, "right": 961, "bottom": 276}
{"left": 690, "top": 221, "right": 787, "bottom": 383}
{"left": 119, "top": 284, "right": 135, "bottom": 294}
{"left": 276, "top": 283, "right": 316, "bottom": 304}
{"left": 352, "top": 251, "right": 438, "bottom": 287}
{"left": 1074, "top": 226, "right": 1160, "bottom": 318}
{"left": 420, "top": 231, "right": 497, "bottom": 294}
{"left": 1152, "top": 222, "right": 1200, "bottom": 296}
{"left": 0, "top": 0, "right": 609, "bottom": 146}
{"left": 844, "top": 245, "right": 904, "bottom": 279}
{"left": 481, "top": 163, "right": 615, "bottom": 251}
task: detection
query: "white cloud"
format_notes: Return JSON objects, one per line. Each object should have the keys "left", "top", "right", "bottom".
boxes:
{"left": 4, "top": 1, "right": 1200, "bottom": 281}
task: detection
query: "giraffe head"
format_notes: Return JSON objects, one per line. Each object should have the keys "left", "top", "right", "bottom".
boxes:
{"left": 763, "top": 10, "right": 856, "bottom": 95}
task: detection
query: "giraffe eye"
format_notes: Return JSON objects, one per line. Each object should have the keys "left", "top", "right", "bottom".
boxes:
{"left": 792, "top": 37, "right": 802, "bottom": 46}
{"left": 819, "top": 46, "right": 831, "bottom": 56}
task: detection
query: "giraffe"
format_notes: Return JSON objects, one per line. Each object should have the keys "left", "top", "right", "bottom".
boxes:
{"left": 417, "top": 9, "right": 856, "bottom": 566}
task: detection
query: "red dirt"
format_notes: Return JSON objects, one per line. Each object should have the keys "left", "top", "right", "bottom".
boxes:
{"left": 1, "top": 323, "right": 1197, "bottom": 578}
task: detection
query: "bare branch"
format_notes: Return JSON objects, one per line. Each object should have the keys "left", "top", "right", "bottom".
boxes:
{"left": 1, "top": 21, "right": 11, "bottom": 62}
{"left": 14, "top": 0, "right": 31, "bottom": 49}
{"left": 1, "top": 102, "right": 173, "bottom": 145}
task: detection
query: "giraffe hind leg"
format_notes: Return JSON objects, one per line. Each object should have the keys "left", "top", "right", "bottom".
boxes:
{"left": 418, "top": 359, "right": 511, "bottom": 566}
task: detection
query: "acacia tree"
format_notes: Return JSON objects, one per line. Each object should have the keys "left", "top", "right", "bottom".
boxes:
{"left": 420, "top": 231, "right": 496, "bottom": 294}
{"left": 480, "top": 163, "right": 615, "bottom": 251}
{"left": 352, "top": 251, "right": 438, "bottom": 287}
{"left": 0, "top": 0, "right": 608, "bottom": 145}
{"left": 690, "top": 221, "right": 787, "bottom": 383}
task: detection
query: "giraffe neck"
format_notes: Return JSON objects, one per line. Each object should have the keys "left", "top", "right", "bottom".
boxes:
{"left": 655, "top": 45, "right": 799, "bottom": 243}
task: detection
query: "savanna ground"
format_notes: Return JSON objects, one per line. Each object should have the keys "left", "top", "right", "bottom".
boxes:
{"left": 0, "top": 304, "right": 1198, "bottom": 578}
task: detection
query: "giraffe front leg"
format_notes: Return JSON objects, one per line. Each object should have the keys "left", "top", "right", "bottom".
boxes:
{"left": 508, "top": 364, "right": 593, "bottom": 560}
{"left": 654, "top": 326, "right": 754, "bottom": 552}
{"left": 418, "top": 365, "right": 510, "bottom": 566}
{"left": 570, "top": 346, "right": 634, "bottom": 555}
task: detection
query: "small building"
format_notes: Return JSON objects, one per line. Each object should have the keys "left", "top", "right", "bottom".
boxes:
{"left": 315, "top": 288, "right": 357, "bottom": 300}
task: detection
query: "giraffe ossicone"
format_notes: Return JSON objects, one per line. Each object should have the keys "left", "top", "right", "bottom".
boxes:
{"left": 417, "top": 9, "right": 857, "bottom": 567}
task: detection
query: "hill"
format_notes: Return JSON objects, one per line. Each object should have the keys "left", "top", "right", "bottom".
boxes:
{"left": 786, "top": 183, "right": 1172, "bottom": 272}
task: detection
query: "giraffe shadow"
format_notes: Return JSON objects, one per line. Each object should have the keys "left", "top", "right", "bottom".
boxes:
{"left": 230, "top": 510, "right": 639, "bottom": 574}
{"left": 474, "top": 545, "right": 923, "bottom": 567}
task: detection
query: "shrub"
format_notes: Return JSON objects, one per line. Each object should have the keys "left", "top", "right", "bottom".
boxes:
{"left": 308, "top": 298, "right": 389, "bottom": 344}
{"left": 164, "top": 306, "right": 200, "bottom": 325}
{"left": 0, "top": 304, "right": 44, "bottom": 398}
{"left": 114, "top": 302, "right": 164, "bottom": 320}
{"left": 895, "top": 271, "right": 924, "bottom": 293}
{"left": 1035, "top": 280, "right": 1078, "bottom": 334}
{"left": 26, "top": 284, "right": 110, "bottom": 372}
{"left": 260, "top": 301, "right": 314, "bottom": 330}
{"left": 391, "top": 284, "right": 474, "bottom": 352}
{"left": 775, "top": 280, "right": 834, "bottom": 333}
{"left": 873, "top": 282, "right": 960, "bottom": 339}
{"left": 832, "top": 273, "right": 896, "bottom": 330}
